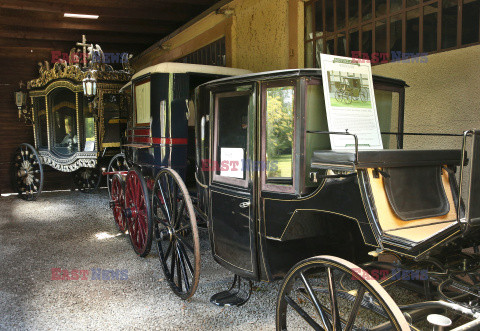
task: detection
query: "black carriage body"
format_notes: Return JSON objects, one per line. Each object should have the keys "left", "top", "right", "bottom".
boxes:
{"left": 122, "top": 63, "right": 250, "bottom": 181}
{"left": 27, "top": 65, "right": 130, "bottom": 172}
{"left": 195, "top": 69, "right": 418, "bottom": 282}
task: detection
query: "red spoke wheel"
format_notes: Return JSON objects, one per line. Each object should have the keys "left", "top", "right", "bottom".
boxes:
{"left": 110, "top": 174, "right": 126, "bottom": 233}
{"left": 107, "top": 153, "right": 129, "bottom": 196}
{"left": 125, "top": 169, "right": 153, "bottom": 257}
{"left": 152, "top": 168, "right": 200, "bottom": 300}
{"left": 276, "top": 255, "right": 410, "bottom": 331}
{"left": 11, "top": 143, "right": 44, "bottom": 201}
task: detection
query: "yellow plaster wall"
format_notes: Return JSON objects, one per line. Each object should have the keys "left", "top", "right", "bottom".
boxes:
{"left": 230, "top": 0, "right": 290, "bottom": 71}
{"left": 132, "top": 11, "right": 229, "bottom": 70}
{"left": 296, "top": 0, "right": 305, "bottom": 68}
{"left": 372, "top": 45, "right": 480, "bottom": 150}
{"left": 132, "top": 0, "right": 304, "bottom": 72}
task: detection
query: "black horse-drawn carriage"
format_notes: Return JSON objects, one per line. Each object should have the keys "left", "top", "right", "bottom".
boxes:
{"left": 13, "top": 39, "right": 131, "bottom": 200}
{"left": 109, "top": 66, "right": 480, "bottom": 330}
{"left": 106, "top": 63, "right": 250, "bottom": 258}
{"left": 334, "top": 76, "right": 368, "bottom": 104}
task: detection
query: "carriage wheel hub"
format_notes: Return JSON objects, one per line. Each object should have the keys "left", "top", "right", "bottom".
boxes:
{"left": 80, "top": 169, "right": 92, "bottom": 180}
{"left": 124, "top": 208, "right": 134, "bottom": 218}
{"left": 161, "top": 226, "right": 175, "bottom": 241}
{"left": 18, "top": 160, "right": 34, "bottom": 185}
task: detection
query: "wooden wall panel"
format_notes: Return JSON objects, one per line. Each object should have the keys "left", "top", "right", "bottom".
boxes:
{"left": 0, "top": 52, "right": 46, "bottom": 194}
{"left": 0, "top": 0, "right": 224, "bottom": 194}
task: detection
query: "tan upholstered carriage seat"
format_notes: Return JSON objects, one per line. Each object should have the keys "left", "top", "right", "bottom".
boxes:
{"left": 311, "top": 149, "right": 463, "bottom": 245}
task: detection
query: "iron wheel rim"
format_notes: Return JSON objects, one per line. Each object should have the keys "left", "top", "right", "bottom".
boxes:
{"left": 152, "top": 168, "right": 200, "bottom": 300}
{"left": 12, "top": 143, "right": 43, "bottom": 201}
{"left": 276, "top": 255, "right": 409, "bottom": 331}
{"left": 111, "top": 174, "right": 126, "bottom": 233}
{"left": 107, "top": 153, "right": 129, "bottom": 196}
{"left": 124, "top": 169, "right": 152, "bottom": 256}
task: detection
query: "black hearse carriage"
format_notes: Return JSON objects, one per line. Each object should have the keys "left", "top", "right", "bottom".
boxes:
{"left": 106, "top": 63, "right": 250, "bottom": 259}
{"left": 150, "top": 68, "right": 480, "bottom": 330}
{"left": 13, "top": 43, "right": 131, "bottom": 200}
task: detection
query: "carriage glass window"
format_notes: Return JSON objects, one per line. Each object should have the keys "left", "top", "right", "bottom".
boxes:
{"left": 305, "top": 83, "right": 329, "bottom": 188}
{"left": 375, "top": 89, "right": 400, "bottom": 149}
{"left": 213, "top": 92, "right": 250, "bottom": 185}
{"left": 34, "top": 97, "right": 48, "bottom": 148}
{"left": 134, "top": 79, "right": 151, "bottom": 125}
{"left": 102, "top": 94, "right": 123, "bottom": 145}
{"left": 79, "top": 95, "right": 95, "bottom": 151}
{"left": 265, "top": 86, "right": 295, "bottom": 183}
{"left": 49, "top": 87, "right": 78, "bottom": 155}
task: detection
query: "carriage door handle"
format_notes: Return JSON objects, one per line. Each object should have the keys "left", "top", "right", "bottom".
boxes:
{"left": 239, "top": 201, "right": 250, "bottom": 208}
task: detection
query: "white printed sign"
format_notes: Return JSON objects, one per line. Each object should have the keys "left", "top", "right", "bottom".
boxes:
{"left": 320, "top": 54, "right": 383, "bottom": 150}
{"left": 220, "top": 147, "right": 244, "bottom": 178}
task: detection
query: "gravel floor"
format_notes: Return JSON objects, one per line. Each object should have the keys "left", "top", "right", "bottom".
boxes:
{"left": 0, "top": 189, "right": 281, "bottom": 330}
{"left": 2, "top": 189, "right": 443, "bottom": 330}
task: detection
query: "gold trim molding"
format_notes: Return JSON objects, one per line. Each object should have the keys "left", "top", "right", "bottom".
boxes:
{"left": 28, "top": 62, "right": 130, "bottom": 90}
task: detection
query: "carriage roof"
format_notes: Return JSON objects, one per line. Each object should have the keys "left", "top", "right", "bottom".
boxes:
{"left": 119, "top": 81, "right": 131, "bottom": 93}
{"left": 197, "top": 68, "right": 408, "bottom": 88}
{"left": 131, "top": 62, "right": 251, "bottom": 81}
{"left": 343, "top": 76, "right": 361, "bottom": 81}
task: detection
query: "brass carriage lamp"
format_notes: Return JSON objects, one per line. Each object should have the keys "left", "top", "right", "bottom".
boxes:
{"left": 82, "top": 71, "right": 97, "bottom": 101}
{"left": 14, "top": 89, "right": 26, "bottom": 120}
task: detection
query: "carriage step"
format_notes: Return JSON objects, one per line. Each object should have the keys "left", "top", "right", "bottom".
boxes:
{"left": 210, "top": 275, "right": 252, "bottom": 307}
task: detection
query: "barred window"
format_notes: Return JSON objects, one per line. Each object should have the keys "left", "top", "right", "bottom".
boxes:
{"left": 177, "top": 37, "right": 226, "bottom": 66}
{"left": 305, "top": 0, "right": 480, "bottom": 65}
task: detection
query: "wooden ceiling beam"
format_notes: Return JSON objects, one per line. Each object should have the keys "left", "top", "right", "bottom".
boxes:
{"left": 0, "top": 8, "right": 180, "bottom": 28}
{"left": 0, "top": 16, "right": 174, "bottom": 35}
{"left": 34, "top": 0, "right": 215, "bottom": 10}
{"left": 0, "top": 47, "right": 147, "bottom": 61}
{"left": 0, "top": 26, "right": 160, "bottom": 45}
{"left": 0, "top": 37, "right": 147, "bottom": 51}
{"left": 0, "top": 0, "right": 206, "bottom": 21}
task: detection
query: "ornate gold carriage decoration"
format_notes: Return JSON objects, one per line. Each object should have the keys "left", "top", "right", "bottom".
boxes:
{"left": 13, "top": 36, "right": 132, "bottom": 200}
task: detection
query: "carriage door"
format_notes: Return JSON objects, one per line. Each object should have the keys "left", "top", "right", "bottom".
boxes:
{"left": 209, "top": 88, "right": 257, "bottom": 278}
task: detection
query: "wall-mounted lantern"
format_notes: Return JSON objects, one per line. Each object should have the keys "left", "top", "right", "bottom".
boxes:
{"left": 82, "top": 71, "right": 97, "bottom": 101}
{"left": 14, "top": 89, "right": 27, "bottom": 120}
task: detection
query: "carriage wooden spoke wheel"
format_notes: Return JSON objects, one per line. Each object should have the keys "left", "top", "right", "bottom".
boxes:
{"left": 276, "top": 256, "right": 410, "bottom": 331}
{"left": 110, "top": 174, "right": 126, "bottom": 233}
{"left": 106, "top": 153, "right": 129, "bottom": 196}
{"left": 72, "top": 166, "right": 102, "bottom": 193}
{"left": 359, "top": 89, "right": 368, "bottom": 103}
{"left": 152, "top": 168, "right": 200, "bottom": 300}
{"left": 334, "top": 89, "right": 344, "bottom": 103}
{"left": 124, "top": 169, "right": 153, "bottom": 257}
{"left": 12, "top": 143, "right": 44, "bottom": 201}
